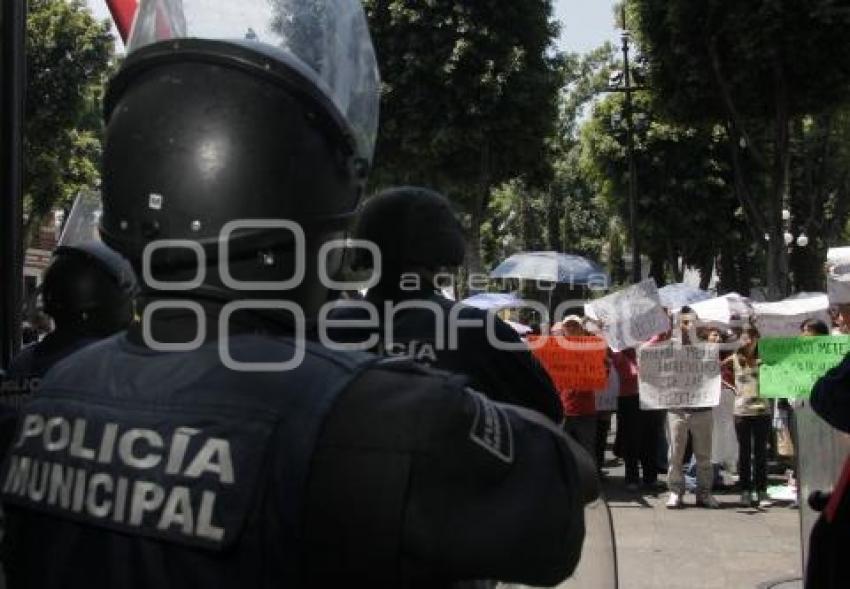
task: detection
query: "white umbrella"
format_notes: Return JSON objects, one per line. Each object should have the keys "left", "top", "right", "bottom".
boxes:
{"left": 657, "top": 283, "right": 712, "bottom": 310}
{"left": 461, "top": 292, "right": 523, "bottom": 311}
{"left": 689, "top": 293, "right": 754, "bottom": 326}
{"left": 490, "top": 251, "right": 609, "bottom": 286}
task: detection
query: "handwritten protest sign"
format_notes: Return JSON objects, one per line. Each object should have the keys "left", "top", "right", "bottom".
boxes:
{"left": 595, "top": 363, "right": 620, "bottom": 412}
{"left": 753, "top": 294, "right": 831, "bottom": 338}
{"left": 638, "top": 343, "right": 721, "bottom": 409}
{"left": 759, "top": 336, "right": 850, "bottom": 398}
{"left": 827, "top": 247, "right": 850, "bottom": 305}
{"left": 586, "top": 279, "right": 670, "bottom": 351}
{"left": 527, "top": 336, "right": 608, "bottom": 391}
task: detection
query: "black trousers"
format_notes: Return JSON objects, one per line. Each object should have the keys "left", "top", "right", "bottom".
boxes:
{"left": 618, "top": 396, "right": 663, "bottom": 484}
{"left": 596, "top": 412, "right": 612, "bottom": 466}
{"left": 735, "top": 414, "right": 771, "bottom": 492}
{"left": 641, "top": 408, "right": 666, "bottom": 484}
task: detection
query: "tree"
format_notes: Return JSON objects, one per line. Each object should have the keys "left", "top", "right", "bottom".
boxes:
{"left": 547, "top": 45, "right": 614, "bottom": 259}
{"left": 25, "top": 0, "right": 114, "bottom": 245}
{"left": 363, "top": 0, "right": 561, "bottom": 277}
{"left": 632, "top": 0, "right": 850, "bottom": 298}
{"left": 581, "top": 91, "right": 743, "bottom": 290}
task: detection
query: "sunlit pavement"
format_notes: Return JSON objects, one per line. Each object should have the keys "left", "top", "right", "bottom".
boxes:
{"left": 602, "top": 460, "right": 803, "bottom": 589}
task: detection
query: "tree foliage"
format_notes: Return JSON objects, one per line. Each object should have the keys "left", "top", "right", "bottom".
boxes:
{"left": 581, "top": 91, "right": 744, "bottom": 289}
{"left": 631, "top": 0, "right": 850, "bottom": 298}
{"left": 25, "top": 0, "right": 114, "bottom": 243}
{"left": 363, "top": 0, "right": 561, "bottom": 273}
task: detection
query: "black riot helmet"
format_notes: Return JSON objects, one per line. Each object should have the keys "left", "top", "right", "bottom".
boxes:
{"left": 99, "top": 0, "right": 380, "bottom": 305}
{"left": 42, "top": 241, "right": 137, "bottom": 336}
{"left": 353, "top": 187, "right": 466, "bottom": 274}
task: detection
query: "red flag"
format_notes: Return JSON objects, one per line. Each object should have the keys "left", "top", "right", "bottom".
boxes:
{"left": 106, "top": 0, "right": 139, "bottom": 43}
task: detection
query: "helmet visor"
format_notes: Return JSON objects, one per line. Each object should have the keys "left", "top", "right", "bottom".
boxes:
{"left": 59, "top": 190, "right": 103, "bottom": 248}
{"left": 127, "top": 0, "right": 380, "bottom": 161}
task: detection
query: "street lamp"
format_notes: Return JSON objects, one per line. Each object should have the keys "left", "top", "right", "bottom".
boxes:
{"left": 604, "top": 7, "right": 646, "bottom": 284}
{"left": 781, "top": 209, "right": 809, "bottom": 251}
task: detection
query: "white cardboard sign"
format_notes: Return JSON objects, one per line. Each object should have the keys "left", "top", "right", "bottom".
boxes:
{"left": 638, "top": 343, "right": 721, "bottom": 409}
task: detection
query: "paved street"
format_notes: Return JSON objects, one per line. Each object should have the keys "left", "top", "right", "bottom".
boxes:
{"left": 604, "top": 462, "right": 803, "bottom": 589}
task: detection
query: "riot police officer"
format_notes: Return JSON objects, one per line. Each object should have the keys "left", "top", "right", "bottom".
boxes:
{"left": 1, "top": 1, "right": 596, "bottom": 587}
{"left": 0, "top": 241, "right": 136, "bottom": 453}
{"left": 329, "top": 186, "right": 563, "bottom": 423}
{"left": 6, "top": 241, "right": 136, "bottom": 382}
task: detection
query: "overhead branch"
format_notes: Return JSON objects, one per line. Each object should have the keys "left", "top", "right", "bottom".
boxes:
{"left": 708, "top": 37, "right": 767, "bottom": 169}
{"left": 725, "top": 121, "right": 767, "bottom": 238}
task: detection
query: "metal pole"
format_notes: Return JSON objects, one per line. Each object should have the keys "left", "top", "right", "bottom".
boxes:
{"left": 1, "top": 0, "right": 26, "bottom": 369}
{"left": 622, "top": 28, "right": 641, "bottom": 284}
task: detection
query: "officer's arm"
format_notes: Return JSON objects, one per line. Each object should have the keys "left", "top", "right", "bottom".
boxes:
{"left": 302, "top": 365, "right": 595, "bottom": 587}
{"left": 811, "top": 353, "right": 850, "bottom": 433}
{"left": 463, "top": 313, "right": 564, "bottom": 423}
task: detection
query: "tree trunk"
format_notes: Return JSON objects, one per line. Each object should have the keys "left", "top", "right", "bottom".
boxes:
{"left": 765, "top": 60, "right": 792, "bottom": 301}
{"left": 545, "top": 186, "right": 562, "bottom": 251}
{"left": 698, "top": 255, "right": 714, "bottom": 291}
{"left": 648, "top": 251, "right": 665, "bottom": 286}
{"left": 463, "top": 190, "right": 485, "bottom": 298}
{"left": 463, "top": 141, "right": 492, "bottom": 297}
{"left": 666, "top": 240, "right": 682, "bottom": 283}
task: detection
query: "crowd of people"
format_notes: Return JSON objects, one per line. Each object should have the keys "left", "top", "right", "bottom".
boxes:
{"left": 529, "top": 305, "right": 849, "bottom": 511}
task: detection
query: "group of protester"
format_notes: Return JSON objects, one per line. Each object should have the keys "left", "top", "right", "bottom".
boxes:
{"left": 532, "top": 305, "right": 848, "bottom": 511}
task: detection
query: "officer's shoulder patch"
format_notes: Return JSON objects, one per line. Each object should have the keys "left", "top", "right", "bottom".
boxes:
{"left": 466, "top": 388, "right": 514, "bottom": 464}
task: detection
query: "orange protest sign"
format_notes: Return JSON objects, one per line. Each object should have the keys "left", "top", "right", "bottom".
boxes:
{"left": 526, "top": 336, "right": 608, "bottom": 392}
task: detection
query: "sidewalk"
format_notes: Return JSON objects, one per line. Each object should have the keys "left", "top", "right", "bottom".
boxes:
{"left": 604, "top": 463, "right": 803, "bottom": 589}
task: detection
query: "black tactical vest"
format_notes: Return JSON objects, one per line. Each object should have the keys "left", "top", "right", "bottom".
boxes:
{"left": 1, "top": 333, "right": 378, "bottom": 588}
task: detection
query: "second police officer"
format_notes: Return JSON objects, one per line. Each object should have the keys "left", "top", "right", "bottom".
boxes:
{"left": 329, "top": 186, "right": 564, "bottom": 423}
{"left": 0, "top": 241, "right": 137, "bottom": 455}
{"left": 1, "top": 1, "right": 598, "bottom": 587}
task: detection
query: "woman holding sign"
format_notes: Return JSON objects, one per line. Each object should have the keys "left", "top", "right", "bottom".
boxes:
{"left": 728, "top": 327, "right": 772, "bottom": 508}
{"left": 557, "top": 317, "right": 599, "bottom": 465}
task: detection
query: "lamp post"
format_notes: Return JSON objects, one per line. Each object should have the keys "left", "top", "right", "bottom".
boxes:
{"left": 606, "top": 6, "right": 644, "bottom": 284}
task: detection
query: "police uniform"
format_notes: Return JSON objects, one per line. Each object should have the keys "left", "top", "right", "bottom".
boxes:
{"left": 330, "top": 289, "right": 564, "bottom": 423}
{"left": 0, "top": 241, "right": 136, "bottom": 457}
{"left": 0, "top": 1, "right": 596, "bottom": 585}
{"left": 2, "top": 326, "right": 592, "bottom": 588}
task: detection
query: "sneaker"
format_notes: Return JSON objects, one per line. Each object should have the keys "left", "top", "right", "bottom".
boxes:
{"left": 740, "top": 491, "right": 753, "bottom": 507}
{"left": 666, "top": 492, "right": 683, "bottom": 509}
{"left": 696, "top": 493, "right": 720, "bottom": 509}
{"left": 757, "top": 492, "right": 773, "bottom": 508}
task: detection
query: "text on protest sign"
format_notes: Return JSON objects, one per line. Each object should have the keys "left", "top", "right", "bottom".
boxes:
{"left": 827, "top": 247, "right": 850, "bottom": 305}
{"left": 527, "top": 336, "right": 608, "bottom": 391}
{"left": 638, "top": 344, "right": 721, "bottom": 409}
{"left": 759, "top": 336, "right": 850, "bottom": 399}
{"left": 595, "top": 364, "right": 620, "bottom": 412}
{"left": 586, "top": 279, "right": 670, "bottom": 351}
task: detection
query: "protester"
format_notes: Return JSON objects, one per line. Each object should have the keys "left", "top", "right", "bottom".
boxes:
{"left": 726, "top": 327, "right": 772, "bottom": 507}
{"left": 802, "top": 318, "right": 831, "bottom": 337}
{"left": 613, "top": 346, "right": 663, "bottom": 492}
{"left": 595, "top": 349, "right": 616, "bottom": 473}
{"left": 711, "top": 326, "right": 739, "bottom": 479}
{"left": 664, "top": 307, "right": 720, "bottom": 509}
{"left": 559, "top": 315, "right": 599, "bottom": 463}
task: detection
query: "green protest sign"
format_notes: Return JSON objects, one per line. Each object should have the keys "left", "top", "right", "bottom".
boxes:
{"left": 759, "top": 336, "right": 850, "bottom": 399}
